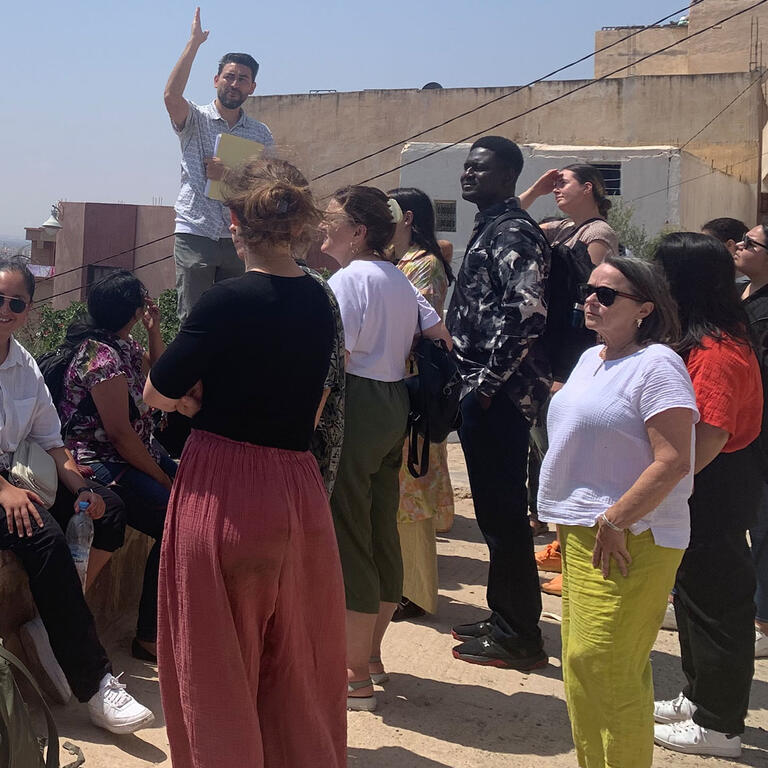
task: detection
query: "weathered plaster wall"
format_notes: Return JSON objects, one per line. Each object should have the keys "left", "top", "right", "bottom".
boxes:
{"left": 245, "top": 72, "right": 762, "bottom": 205}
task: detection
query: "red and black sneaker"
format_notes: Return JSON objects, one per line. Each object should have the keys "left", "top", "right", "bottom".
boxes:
{"left": 452, "top": 635, "right": 548, "bottom": 671}
{"left": 451, "top": 617, "right": 495, "bottom": 642}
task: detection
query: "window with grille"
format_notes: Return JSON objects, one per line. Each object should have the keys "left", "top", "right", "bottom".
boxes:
{"left": 434, "top": 200, "right": 457, "bottom": 232}
{"left": 86, "top": 265, "right": 121, "bottom": 294}
{"left": 592, "top": 163, "right": 622, "bottom": 196}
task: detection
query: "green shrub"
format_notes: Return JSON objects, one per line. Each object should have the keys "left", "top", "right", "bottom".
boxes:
{"left": 607, "top": 200, "right": 676, "bottom": 261}
{"left": 18, "top": 289, "right": 180, "bottom": 358}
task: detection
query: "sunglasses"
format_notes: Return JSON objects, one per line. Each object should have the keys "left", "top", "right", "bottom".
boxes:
{"left": 0, "top": 295, "right": 28, "bottom": 313}
{"left": 742, "top": 235, "right": 768, "bottom": 252}
{"left": 578, "top": 284, "right": 646, "bottom": 307}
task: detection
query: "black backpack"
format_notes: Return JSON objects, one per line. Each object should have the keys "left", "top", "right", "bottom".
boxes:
{"left": 544, "top": 219, "right": 601, "bottom": 380}
{"left": 37, "top": 327, "right": 141, "bottom": 437}
{"left": 474, "top": 211, "right": 596, "bottom": 382}
{"left": 405, "top": 313, "right": 462, "bottom": 479}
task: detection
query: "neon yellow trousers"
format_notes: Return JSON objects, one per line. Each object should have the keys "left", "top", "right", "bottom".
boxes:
{"left": 559, "top": 525, "right": 683, "bottom": 768}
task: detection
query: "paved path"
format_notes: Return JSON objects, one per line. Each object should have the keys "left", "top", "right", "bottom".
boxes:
{"left": 52, "top": 444, "right": 768, "bottom": 766}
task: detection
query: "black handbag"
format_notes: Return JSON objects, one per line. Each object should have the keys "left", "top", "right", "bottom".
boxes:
{"left": 405, "top": 313, "right": 462, "bottom": 478}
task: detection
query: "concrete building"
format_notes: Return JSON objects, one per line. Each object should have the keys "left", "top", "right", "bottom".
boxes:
{"left": 26, "top": 0, "right": 768, "bottom": 305}
{"left": 595, "top": 0, "right": 768, "bottom": 79}
{"left": 246, "top": 70, "right": 765, "bottom": 231}
{"left": 399, "top": 142, "right": 755, "bottom": 267}
{"left": 47, "top": 202, "right": 176, "bottom": 310}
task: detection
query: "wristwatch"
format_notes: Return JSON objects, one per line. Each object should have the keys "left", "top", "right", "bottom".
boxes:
{"left": 76, "top": 486, "right": 95, "bottom": 496}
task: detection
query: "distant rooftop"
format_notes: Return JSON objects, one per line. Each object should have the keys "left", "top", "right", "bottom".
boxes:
{"left": 601, "top": 20, "right": 688, "bottom": 31}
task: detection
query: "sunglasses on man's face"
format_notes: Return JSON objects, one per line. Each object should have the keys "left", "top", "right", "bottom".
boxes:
{"left": 0, "top": 295, "right": 28, "bottom": 313}
{"left": 742, "top": 235, "right": 768, "bottom": 252}
{"left": 578, "top": 284, "right": 646, "bottom": 307}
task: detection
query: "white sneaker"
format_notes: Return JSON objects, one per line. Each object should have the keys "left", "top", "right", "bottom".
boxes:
{"left": 19, "top": 617, "right": 72, "bottom": 704}
{"left": 660, "top": 602, "right": 677, "bottom": 631}
{"left": 88, "top": 673, "right": 155, "bottom": 734}
{"left": 654, "top": 692, "right": 697, "bottom": 723}
{"left": 654, "top": 719, "right": 741, "bottom": 758}
{"left": 756, "top": 628, "right": 768, "bottom": 658}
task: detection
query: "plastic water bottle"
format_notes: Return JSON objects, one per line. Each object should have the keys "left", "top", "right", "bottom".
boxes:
{"left": 66, "top": 501, "right": 94, "bottom": 591}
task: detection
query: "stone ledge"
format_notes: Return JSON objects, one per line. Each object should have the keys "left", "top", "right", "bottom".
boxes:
{"left": 0, "top": 528, "right": 153, "bottom": 675}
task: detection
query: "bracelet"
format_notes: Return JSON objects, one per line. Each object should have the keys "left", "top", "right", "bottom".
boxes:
{"left": 76, "top": 486, "right": 94, "bottom": 496}
{"left": 599, "top": 513, "right": 623, "bottom": 532}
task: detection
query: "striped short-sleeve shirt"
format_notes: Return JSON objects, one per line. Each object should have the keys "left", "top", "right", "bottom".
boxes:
{"left": 173, "top": 100, "right": 274, "bottom": 240}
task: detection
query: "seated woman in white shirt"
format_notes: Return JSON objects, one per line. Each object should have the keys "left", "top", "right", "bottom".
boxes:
{"left": 536, "top": 257, "right": 698, "bottom": 768}
{"left": 321, "top": 186, "right": 451, "bottom": 712}
{"left": 0, "top": 257, "right": 153, "bottom": 734}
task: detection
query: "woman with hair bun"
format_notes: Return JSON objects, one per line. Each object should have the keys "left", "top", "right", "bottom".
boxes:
{"left": 321, "top": 185, "right": 451, "bottom": 711}
{"left": 521, "top": 163, "right": 619, "bottom": 266}
{"left": 144, "top": 159, "right": 346, "bottom": 768}
{"left": 521, "top": 163, "right": 620, "bottom": 573}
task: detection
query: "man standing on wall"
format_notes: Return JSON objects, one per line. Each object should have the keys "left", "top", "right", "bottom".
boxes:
{"left": 164, "top": 7, "right": 274, "bottom": 322}
{"left": 446, "top": 136, "right": 551, "bottom": 670}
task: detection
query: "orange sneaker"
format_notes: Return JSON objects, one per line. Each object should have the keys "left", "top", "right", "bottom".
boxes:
{"left": 535, "top": 542, "right": 562, "bottom": 573}
{"left": 541, "top": 573, "right": 563, "bottom": 597}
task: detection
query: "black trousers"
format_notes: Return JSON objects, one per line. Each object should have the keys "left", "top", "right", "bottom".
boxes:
{"left": 458, "top": 390, "right": 542, "bottom": 648}
{"left": 673, "top": 447, "right": 761, "bottom": 735}
{"left": 0, "top": 488, "right": 117, "bottom": 702}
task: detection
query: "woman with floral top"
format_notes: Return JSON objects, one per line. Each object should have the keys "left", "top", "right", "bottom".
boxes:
{"left": 58, "top": 271, "right": 174, "bottom": 661}
{"left": 387, "top": 187, "right": 456, "bottom": 621}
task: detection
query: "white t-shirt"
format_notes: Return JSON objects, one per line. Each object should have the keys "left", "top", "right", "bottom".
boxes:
{"left": 537, "top": 343, "right": 699, "bottom": 549}
{"left": 329, "top": 259, "right": 440, "bottom": 382}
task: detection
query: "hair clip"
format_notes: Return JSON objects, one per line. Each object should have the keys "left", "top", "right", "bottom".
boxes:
{"left": 387, "top": 198, "right": 404, "bottom": 223}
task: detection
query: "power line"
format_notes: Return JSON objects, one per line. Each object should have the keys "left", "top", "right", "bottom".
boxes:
{"left": 352, "top": 0, "right": 768, "bottom": 187}
{"left": 38, "top": 0, "right": 767, "bottom": 295}
{"left": 310, "top": 2, "right": 694, "bottom": 182}
{"left": 35, "top": 3, "right": 699, "bottom": 288}
{"left": 680, "top": 68, "right": 768, "bottom": 151}
{"left": 625, "top": 150, "right": 766, "bottom": 204}
{"left": 35, "top": 252, "right": 175, "bottom": 309}
{"left": 36, "top": 233, "right": 175, "bottom": 285}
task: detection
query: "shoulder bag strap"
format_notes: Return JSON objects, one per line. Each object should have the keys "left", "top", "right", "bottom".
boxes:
{"left": 0, "top": 644, "right": 59, "bottom": 768}
{"left": 551, "top": 217, "right": 605, "bottom": 248}
{"left": 407, "top": 309, "right": 430, "bottom": 478}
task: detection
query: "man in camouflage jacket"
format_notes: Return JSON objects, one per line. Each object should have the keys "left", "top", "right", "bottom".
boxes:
{"left": 446, "top": 136, "right": 552, "bottom": 670}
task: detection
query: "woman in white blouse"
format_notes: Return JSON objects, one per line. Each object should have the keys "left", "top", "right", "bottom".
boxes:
{"left": 321, "top": 186, "right": 450, "bottom": 712}
{"left": 0, "top": 257, "right": 153, "bottom": 734}
{"left": 536, "top": 257, "right": 698, "bottom": 768}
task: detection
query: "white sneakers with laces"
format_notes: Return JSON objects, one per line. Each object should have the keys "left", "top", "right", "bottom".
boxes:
{"left": 88, "top": 673, "right": 155, "bottom": 734}
{"left": 654, "top": 719, "right": 741, "bottom": 758}
{"left": 653, "top": 691, "right": 696, "bottom": 724}
{"left": 653, "top": 693, "right": 740, "bottom": 758}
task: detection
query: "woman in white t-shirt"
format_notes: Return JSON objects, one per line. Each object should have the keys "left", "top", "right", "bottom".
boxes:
{"left": 536, "top": 257, "right": 699, "bottom": 768}
{"left": 322, "top": 186, "right": 450, "bottom": 712}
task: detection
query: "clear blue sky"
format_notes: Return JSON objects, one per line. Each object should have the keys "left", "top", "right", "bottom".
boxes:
{"left": 0, "top": 0, "right": 689, "bottom": 239}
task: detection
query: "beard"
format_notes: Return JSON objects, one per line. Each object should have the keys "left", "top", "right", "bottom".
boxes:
{"left": 217, "top": 86, "right": 247, "bottom": 109}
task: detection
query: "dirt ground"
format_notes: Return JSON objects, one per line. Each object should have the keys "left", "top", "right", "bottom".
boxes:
{"left": 51, "top": 442, "right": 768, "bottom": 766}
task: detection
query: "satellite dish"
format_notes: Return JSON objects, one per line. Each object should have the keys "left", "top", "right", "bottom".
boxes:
{"left": 421, "top": 82, "right": 443, "bottom": 90}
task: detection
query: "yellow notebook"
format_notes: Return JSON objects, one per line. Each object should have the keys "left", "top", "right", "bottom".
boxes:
{"left": 204, "top": 133, "right": 265, "bottom": 202}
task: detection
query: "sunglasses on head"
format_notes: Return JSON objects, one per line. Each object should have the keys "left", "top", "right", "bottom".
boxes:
{"left": 0, "top": 295, "right": 28, "bottom": 313}
{"left": 578, "top": 284, "right": 646, "bottom": 307}
{"left": 742, "top": 235, "right": 768, "bottom": 252}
